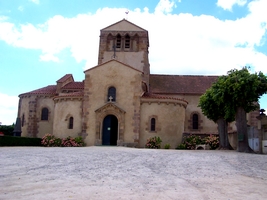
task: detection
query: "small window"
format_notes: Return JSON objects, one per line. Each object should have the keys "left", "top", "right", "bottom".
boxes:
{"left": 41, "top": 108, "right": 49, "bottom": 120}
{"left": 116, "top": 34, "right": 121, "bottom": 48}
{"left": 125, "top": 35, "right": 130, "bottom": 49}
{"left": 192, "top": 114, "right": 198, "bottom": 129}
{"left": 151, "top": 118, "right": 156, "bottom": 131}
{"left": 107, "top": 87, "right": 116, "bottom": 102}
{"left": 68, "top": 117, "right": 73, "bottom": 129}
{"left": 21, "top": 114, "right": 25, "bottom": 127}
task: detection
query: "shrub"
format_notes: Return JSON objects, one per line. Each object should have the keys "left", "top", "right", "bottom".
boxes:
{"left": 41, "top": 134, "right": 61, "bottom": 147}
{"left": 204, "top": 135, "right": 219, "bottom": 150}
{"left": 145, "top": 136, "right": 162, "bottom": 149}
{"left": 176, "top": 134, "right": 219, "bottom": 150}
{"left": 164, "top": 144, "right": 171, "bottom": 149}
{"left": 0, "top": 125, "right": 14, "bottom": 136}
{"left": 62, "top": 136, "right": 85, "bottom": 147}
{"left": 176, "top": 143, "right": 186, "bottom": 149}
{"left": 41, "top": 134, "right": 86, "bottom": 147}
{"left": 0, "top": 136, "right": 42, "bottom": 146}
{"left": 183, "top": 134, "right": 203, "bottom": 150}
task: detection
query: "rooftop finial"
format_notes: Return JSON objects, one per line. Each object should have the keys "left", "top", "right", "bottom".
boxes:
{"left": 125, "top": 10, "right": 129, "bottom": 20}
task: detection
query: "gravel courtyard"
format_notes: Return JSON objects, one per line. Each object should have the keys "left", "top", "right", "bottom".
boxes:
{"left": 0, "top": 146, "right": 267, "bottom": 200}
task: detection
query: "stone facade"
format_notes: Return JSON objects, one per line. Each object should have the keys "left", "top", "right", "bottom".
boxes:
{"left": 16, "top": 19, "right": 257, "bottom": 148}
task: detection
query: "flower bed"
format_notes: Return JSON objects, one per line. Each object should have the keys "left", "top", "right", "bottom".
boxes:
{"left": 41, "top": 134, "right": 85, "bottom": 147}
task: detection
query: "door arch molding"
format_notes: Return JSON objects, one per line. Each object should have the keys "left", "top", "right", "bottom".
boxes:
{"left": 95, "top": 103, "right": 125, "bottom": 145}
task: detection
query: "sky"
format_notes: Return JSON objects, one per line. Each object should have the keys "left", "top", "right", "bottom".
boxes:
{"left": 0, "top": 0, "right": 267, "bottom": 125}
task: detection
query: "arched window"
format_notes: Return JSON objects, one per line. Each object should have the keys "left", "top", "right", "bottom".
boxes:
{"left": 21, "top": 114, "right": 25, "bottom": 127}
{"left": 68, "top": 117, "right": 73, "bottom": 129}
{"left": 150, "top": 118, "right": 156, "bottom": 131}
{"left": 125, "top": 34, "right": 130, "bottom": 49}
{"left": 41, "top": 108, "right": 49, "bottom": 120}
{"left": 107, "top": 87, "right": 116, "bottom": 102}
{"left": 192, "top": 114, "right": 198, "bottom": 129}
{"left": 116, "top": 34, "right": 121, "bottom": 48}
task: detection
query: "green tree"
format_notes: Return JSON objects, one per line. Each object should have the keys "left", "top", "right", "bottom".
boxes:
{"left": 201, "top": 67, "right": 267, "bottom": 152}
{"left": 199, "top": 86, "right": 234, "bottom": 149}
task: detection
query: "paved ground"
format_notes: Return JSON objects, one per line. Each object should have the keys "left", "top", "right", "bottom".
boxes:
{"left": 0, "top": 147, "right": 267, "bottom": 200}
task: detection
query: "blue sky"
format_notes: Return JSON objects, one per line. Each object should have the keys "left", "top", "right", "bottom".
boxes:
{"left": 0, "top": 0, "right": 267, "bottom": 125}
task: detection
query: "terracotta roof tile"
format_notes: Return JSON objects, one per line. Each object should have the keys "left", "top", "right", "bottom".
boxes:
{"left": 142, "top": 92, "right": 188, "bottom": 104}
{"left": 150, "top": 75, "right": 218, "bottom": 94}
{"left": 19, "top": 85, "right": 57, "bottom": 96}
{"left": 56, "top": 74, "right": 73, "bottom": 83}
{"left": 61, "top": 82, "right": 84, "bottom": 90}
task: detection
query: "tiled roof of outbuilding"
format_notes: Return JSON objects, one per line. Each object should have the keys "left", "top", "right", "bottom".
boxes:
{"left": 61, "top": 81, "right": 84, "bottom": 90}
{"left": 149, "top": 74, "right": 218, "bottom": 95}
{"left": 19, "top": 85, "right": 57, "bottom": 96}
{"left": 56, "top": 74, "right": 73, "bottom": 83}
{"left": 142, "top": 92, "right": 188, "bottom": 104}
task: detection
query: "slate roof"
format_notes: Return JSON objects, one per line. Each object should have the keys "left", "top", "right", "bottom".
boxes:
{"left": 149, "top": 75, "right": 218, "bottom": 95}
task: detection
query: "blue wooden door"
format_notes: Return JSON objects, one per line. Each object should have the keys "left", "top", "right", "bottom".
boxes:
{"left": 102, "top": 115, "right": 118, "bottom": 145}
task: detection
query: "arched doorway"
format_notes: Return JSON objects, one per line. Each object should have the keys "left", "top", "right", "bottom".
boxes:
{"left": 102, "top": 115, "right": 118, "bottom": 145}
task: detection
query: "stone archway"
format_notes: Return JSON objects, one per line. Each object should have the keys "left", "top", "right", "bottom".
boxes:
{"left": 102, "top": 115, "right": 118, "bottom": 145}
{"left": 95, "top": 103, "right": 126, "bottom": 145}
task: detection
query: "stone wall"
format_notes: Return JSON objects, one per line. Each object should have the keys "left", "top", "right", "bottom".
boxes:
{"left": 140, "top": 98, "right": 187, "bottom": 149}
{"left": 83, "top": 60, "right": 143, "bottom": 146}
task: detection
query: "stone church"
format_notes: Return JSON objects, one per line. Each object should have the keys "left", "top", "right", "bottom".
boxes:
{"left": 17, "top": 19, "right": 258, "bottom": 148}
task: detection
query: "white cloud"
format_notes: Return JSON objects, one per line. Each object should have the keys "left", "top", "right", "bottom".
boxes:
{"left": 0, "top": 15, "right": 8, "bottom": 21}
{"left": 155, "top": 0, "right": 177, "bottom": 14}
{"left": 18, "top": 6, "right": 24, "bottom": 12}
{"left": 0, "top": 0, "right": 267, "bottom": 123}
{"left": 29, "top": 0, "right": 40, "bottom": 4}
{"left": 217, "top": 0, "right": 247, "bottom": 11}
{"left": 0, "top": 0, "right": 266, "bottom": 76}
{"left": 0, "top": 93, "right": 18, "bottom": 125}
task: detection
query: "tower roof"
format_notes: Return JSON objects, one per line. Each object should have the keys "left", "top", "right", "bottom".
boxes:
{"left": 101, "top": 19, "right": 147, "bottom": 32}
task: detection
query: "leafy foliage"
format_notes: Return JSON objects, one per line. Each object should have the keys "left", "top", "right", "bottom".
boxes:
{"left": 41, "top": 134, "right": 85, "bottom": 147}
{"left": 181, "top": 135, "right": 204, "bottom": 150}
{"left": 199, "top": 67, "right": 267, "bottom": 152}
{"left": 164, "top": 144, "right": 171, "bottom": 149}
{"left": 0, "top": 136, "right": 42, "bottom": 146}
{"left": 203, "top": 135, "right": 219, "bottom": 150}
{"left": 0, "top": 124, "right": 15, "bottom": 136}
{"left": 176, "top": 134, "right": 219, "bottom": 150}
{"left": 216, "top": 67, "right": 267, "bottom": 113}
{"left": 145, "top": 136, "right": 162, "bottom": 149}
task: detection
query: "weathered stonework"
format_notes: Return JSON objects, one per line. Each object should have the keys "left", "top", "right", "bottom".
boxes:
{"left": 16, "top": 19, "right": 258, "bottom": 149}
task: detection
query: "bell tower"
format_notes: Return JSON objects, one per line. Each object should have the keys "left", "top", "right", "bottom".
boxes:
{"left": 97, "top": 19, "right": 150, "bottom": 85}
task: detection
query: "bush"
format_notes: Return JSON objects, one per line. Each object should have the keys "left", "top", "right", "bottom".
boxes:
{"left": 41, "top": 134, "right": 61, "bottom": 147}
{"left": 176, "top": 134, "right": 219, "bottom": 150}
{"left": 0, "top": 125, "right": 14, "bottom": 136}
{"left": 0, "top": 136, "right": 42, "bottom": 146}
{"left": 164, "top": 144, "right": 171, "bottom": 149}
{"left": 183, "top": 134, "right": 204, "bottom": 150}
{"left": 145, "top": 136, "right": 162, "bottom": 149}
{"left": 176, "top": 143, "right": 186, "bottom": 149}
{"left": 61, "top": 136, "right": 85, "bottom": 147}
{"left": 203, "top": 135, "right": 219, "bottom": 150}
{"left": 41, "top": 134, "right": 86, "bottom": 147}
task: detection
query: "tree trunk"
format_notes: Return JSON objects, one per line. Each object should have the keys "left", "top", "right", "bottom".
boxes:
{"left": 217, "top": 118, "right": 232, "bottom": 149}
{"left": 235, "top": 107, "right": 254, "bottom": 153}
